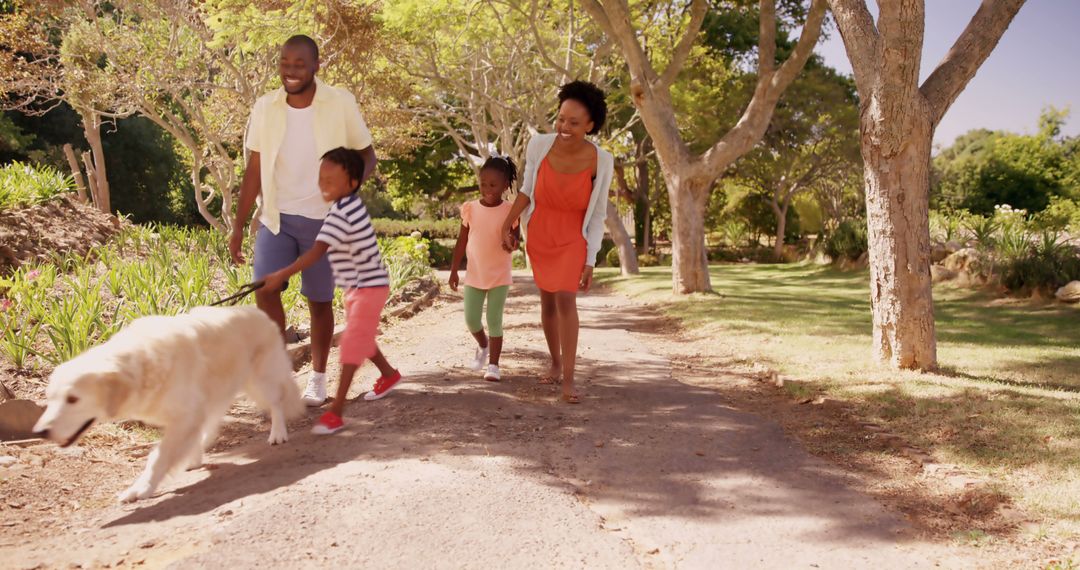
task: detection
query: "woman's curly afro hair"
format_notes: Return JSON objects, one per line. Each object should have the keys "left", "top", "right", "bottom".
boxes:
{"left": 558, "top": 80, "right": 607, "bottom": 136}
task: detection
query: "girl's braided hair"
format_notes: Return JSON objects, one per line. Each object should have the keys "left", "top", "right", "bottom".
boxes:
{"left": 481, "top": 155, "right": 517, "bottom": 186}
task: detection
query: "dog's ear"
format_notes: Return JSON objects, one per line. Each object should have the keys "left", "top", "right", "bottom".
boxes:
{"left": 100, "top": 373, "right": 132, "bottom": 418}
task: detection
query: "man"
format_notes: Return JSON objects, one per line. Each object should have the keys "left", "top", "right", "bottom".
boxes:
{"left": 230, "top": 34, "right": 377, "bottom": 407}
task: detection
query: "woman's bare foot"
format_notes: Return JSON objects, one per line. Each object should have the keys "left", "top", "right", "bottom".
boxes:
{"left": 560, "top": 389, "right": 580, "bottom": 404}
{"left": 539, "top": 363, "right": 561, "bottom": 385}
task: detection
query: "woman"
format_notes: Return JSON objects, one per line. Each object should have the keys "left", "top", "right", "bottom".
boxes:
{"left": 501, "top": 81, "right": 613, "bottom": 404}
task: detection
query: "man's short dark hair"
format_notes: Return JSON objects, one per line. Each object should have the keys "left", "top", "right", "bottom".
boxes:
{"left": 557, "top": 80, "right": 607, "bottom": 135}
{"left": 283, "top": 34, "right": 319, "bottom": 61}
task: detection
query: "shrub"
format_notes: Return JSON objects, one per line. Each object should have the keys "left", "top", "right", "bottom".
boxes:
{"left": 1032, "top": 197, "right": 1080, "bottom": 233}
{"left": 822, "top": 219, "right": 867, "bottom": 261}
{"left": 511, "top": 249, "right": 526, "bottom": 270}
{"left": 427, "top": 239, "right": 454, "bottom": 269}
{"left": 1000, "top": 232, "right": 1080, "bottom": 293}
{"left": 605, "top": 246, "right": 621, "bottom": 268}
{"left": 0, "top": 161, "right": 74, "bottom": 209}
{"left": 637, "top": 253, "right": 670, "bottom": 267}
{"left": 373, "top": 218, "right": 460, "bottom": 239}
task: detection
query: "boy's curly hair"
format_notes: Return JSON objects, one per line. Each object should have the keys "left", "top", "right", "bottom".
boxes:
{"left": 558, "top": 80, "right": 607, "bottom": 135}
{"left": 480, "top": 155, "right": 517, "bottom": 186}
{"left": 321, "top": 147, "right": 367, "bottom": 193}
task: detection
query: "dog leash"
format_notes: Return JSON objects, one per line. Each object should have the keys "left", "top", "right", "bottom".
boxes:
{"left": 209, "top": 281, "right": 265, "bottom": 307}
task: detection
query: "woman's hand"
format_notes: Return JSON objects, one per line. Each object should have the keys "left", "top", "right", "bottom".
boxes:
{"left": 501, "top": 225, "right": 517, "bottom": 252}
{"left": 579, "top": 266, "right": 594, "bottom": 293}
{"left": 448, "top": 271, "right": 460, "bottom": 292}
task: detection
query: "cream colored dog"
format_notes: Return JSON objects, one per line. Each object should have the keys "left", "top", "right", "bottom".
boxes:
{"left": 32, "top": 305, "right": 302, "bottom": 503}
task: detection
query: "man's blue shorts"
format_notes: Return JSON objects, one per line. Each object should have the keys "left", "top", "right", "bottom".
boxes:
{"left": 253, "top": 213, "right": 335, "bottom": 303}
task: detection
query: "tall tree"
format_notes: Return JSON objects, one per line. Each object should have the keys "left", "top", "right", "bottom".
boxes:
{"left": 732, "top": 63, "right": 861, "bottom": 257}
{"left": 827, "top": 0, "right": 1026, "bottom": 370}
{"left": 579, "top": 0, "right": 827, "bottom": 293}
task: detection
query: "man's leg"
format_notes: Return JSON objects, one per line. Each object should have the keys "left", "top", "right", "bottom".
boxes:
{"left": 308, "top": 299, "right": 333, "bottom": 374}
{"left": 252, "top": 222, "right": 297, "bottom": 337}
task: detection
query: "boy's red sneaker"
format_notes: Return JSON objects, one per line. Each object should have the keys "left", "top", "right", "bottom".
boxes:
{"left": 311, "top": 411, "right": 345, "bottom": 435}
{"left": 364, "top": 370, "right": 403, "bottom": 401}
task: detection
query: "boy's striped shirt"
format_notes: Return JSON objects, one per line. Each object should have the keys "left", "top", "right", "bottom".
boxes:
{"left": 316, "top": 194, "right": 390, "bottom": 289}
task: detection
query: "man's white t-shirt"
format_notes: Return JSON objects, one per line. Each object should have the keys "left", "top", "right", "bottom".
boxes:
{"left": 272, "top": 105, "right": 330, "bottom": 221}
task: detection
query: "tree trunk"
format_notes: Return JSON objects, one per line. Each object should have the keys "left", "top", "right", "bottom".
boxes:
{"left": 669, "top": 177, "right": 711, "bottom": 293}
{"left": 772, "top": 200, "right": 788, "bottom": 259}
{"left": 62, "top": 144, "right": 89, "bottom": 203}
{"left": 862, "top": 106, "right": 936, "bottom": 370}
{"left": 634, "top": 156, "right": 650, "bottom": 254}
{"left": 605, "top": 199, "right": 639, "bottom": 275}
{"left": 79, "top": 111, "right": 110, "bottom": 214}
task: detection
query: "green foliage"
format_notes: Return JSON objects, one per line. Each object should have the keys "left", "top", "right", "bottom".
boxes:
{"left": 637, "top": 253, "right": 670, "bottom": 267}
{"left": 605, "top": 245, "right": 621, "bottom": 268}
{"left": 377, "top": 235, "right": 435, "bottom": 291}
{"left": 999, "top": 232, "right": 1080, "bottom": 293}
{"left": 0, "top": 161, "right": 74, "bottom": 208}
{"left": 372, "top": 218, "right": 460, "bottom": 239}
{"left": 1032, "top": 196, "right": 1080, "bottom": 233}
{"left": 933, "top": 108, "right": 1079, "bottom": 215}
{"left": 0, "top": 224, "right": 432, "bottom": 369}
{"left": 427, "top": 239, "right": 454, "bottom": 269}
{"left": 103, "top": 116, "right": 199, "bottom": 225}
{"left": 821, "top": 219, "right": 867, "bottom": 261}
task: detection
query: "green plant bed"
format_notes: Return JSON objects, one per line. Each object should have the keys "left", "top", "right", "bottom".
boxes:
{"left": 0, "top": 225, "right": 433, "bottom": 373}
{"left": 0, "top": 162, "right": 75, "bottom": 209}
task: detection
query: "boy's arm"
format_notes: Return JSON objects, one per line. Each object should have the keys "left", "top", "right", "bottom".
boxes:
{"left": 448, "top": 224, "right": 469, "bottom": 291}
{"left": 261, "top": 241, "right": 330, "bottom": 292}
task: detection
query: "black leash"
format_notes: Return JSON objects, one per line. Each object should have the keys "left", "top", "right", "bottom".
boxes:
{"left": 209, "top": 281, "right": 265, "bottom": 307}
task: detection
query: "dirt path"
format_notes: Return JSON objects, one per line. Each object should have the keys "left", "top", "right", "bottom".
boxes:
{"left": 1, "top": 273, "right": 982, "bottom": 569}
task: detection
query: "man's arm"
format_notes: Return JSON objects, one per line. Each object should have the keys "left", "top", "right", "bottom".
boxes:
{"left": 358, "top": 145, "right": 377, "bottom": 186}
{"left": 229, "top": 151, "right": 261, "bottom": 264}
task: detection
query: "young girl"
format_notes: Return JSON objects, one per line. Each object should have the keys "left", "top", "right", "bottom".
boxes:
{"left": 261, "top": 147, "right": 403, "bottom": 435}
{"left": 448, "top": 156, "right": 519, "bottom": 382}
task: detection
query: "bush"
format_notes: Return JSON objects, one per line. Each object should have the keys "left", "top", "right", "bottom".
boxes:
{"left": 0, "top": 161, "right": 74, "bottom": 209}
{"left": 373, "top": 218, "right": 460, "bottom": 239}
{"left": 427, "top": 239, "right": 454, "bottom": 269}
{"left": 605, "top": 246, "right": 621, "bottom": 268}
{"left": 1032, "top": 197, "right": 1080, "bottom": 233}
{"left": 637, "top": 253, "right": 670, "bottom": 267}
{"left": 822, "top": 219, "right": 867, "bottom": 261}
{"left": 999, "top": 232, "right": 1080, "bottom": 293}
{"left": 595, "top": 238, "right": 616, "bottom": 267}
{"left": 709, "top": 245, "right": 780, "bottom": 263}
{"left": 512, "top": 249, "right": 526, "bottom": 270}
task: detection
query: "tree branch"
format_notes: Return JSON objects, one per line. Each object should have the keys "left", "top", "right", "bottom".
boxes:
{"left": 758, "top": 0, "right": 777, "bottom": 77}
{"left": 824, "top": 0, "right": 880, "bottom": 96}
{"left": 920, "top": 0, "right": 1026, "bottom": 126}
{"left": 658, "top": 0, "right": 708, "bottom": 88}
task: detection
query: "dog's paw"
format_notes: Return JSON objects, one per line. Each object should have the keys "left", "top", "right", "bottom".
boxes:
{"left": 117, "top": 481, "right": 155, "bottom": 503}
{"left": 267, "top": 426, "right": 288, "bottom": 445}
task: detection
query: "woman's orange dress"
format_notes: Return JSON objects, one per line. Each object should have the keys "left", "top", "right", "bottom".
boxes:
{"left": 527, "top": 157, "right": 593, "bottom": 293}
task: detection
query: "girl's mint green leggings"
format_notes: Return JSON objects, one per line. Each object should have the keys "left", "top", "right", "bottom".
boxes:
{"left": 463, "top": 285, "right": 509, "bottom": 337}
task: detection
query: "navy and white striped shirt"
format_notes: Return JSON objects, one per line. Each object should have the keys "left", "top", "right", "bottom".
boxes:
{"left": 316, "top": 194, "right": 390, "bottom": 289}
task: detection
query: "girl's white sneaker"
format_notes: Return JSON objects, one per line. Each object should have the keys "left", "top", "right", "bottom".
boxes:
{"left": 484, "top": 364, "right": 501, "bottom": 382}
{"left": 470, "top": 346, "right": 489, "bottom": 371}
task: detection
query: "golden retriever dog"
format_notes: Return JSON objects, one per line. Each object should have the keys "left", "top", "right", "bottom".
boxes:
{"left": 32, "top": 305, "right": 302, "bottom": 502}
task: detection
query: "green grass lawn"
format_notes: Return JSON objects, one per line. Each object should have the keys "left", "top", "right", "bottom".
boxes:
{"left": 597, "top": 263, "right": 1080, "bottom": 537}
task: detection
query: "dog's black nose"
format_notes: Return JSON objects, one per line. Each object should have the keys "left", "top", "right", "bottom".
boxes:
{"left": 33, "top": 429, "right": 49, "bottom": 439}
